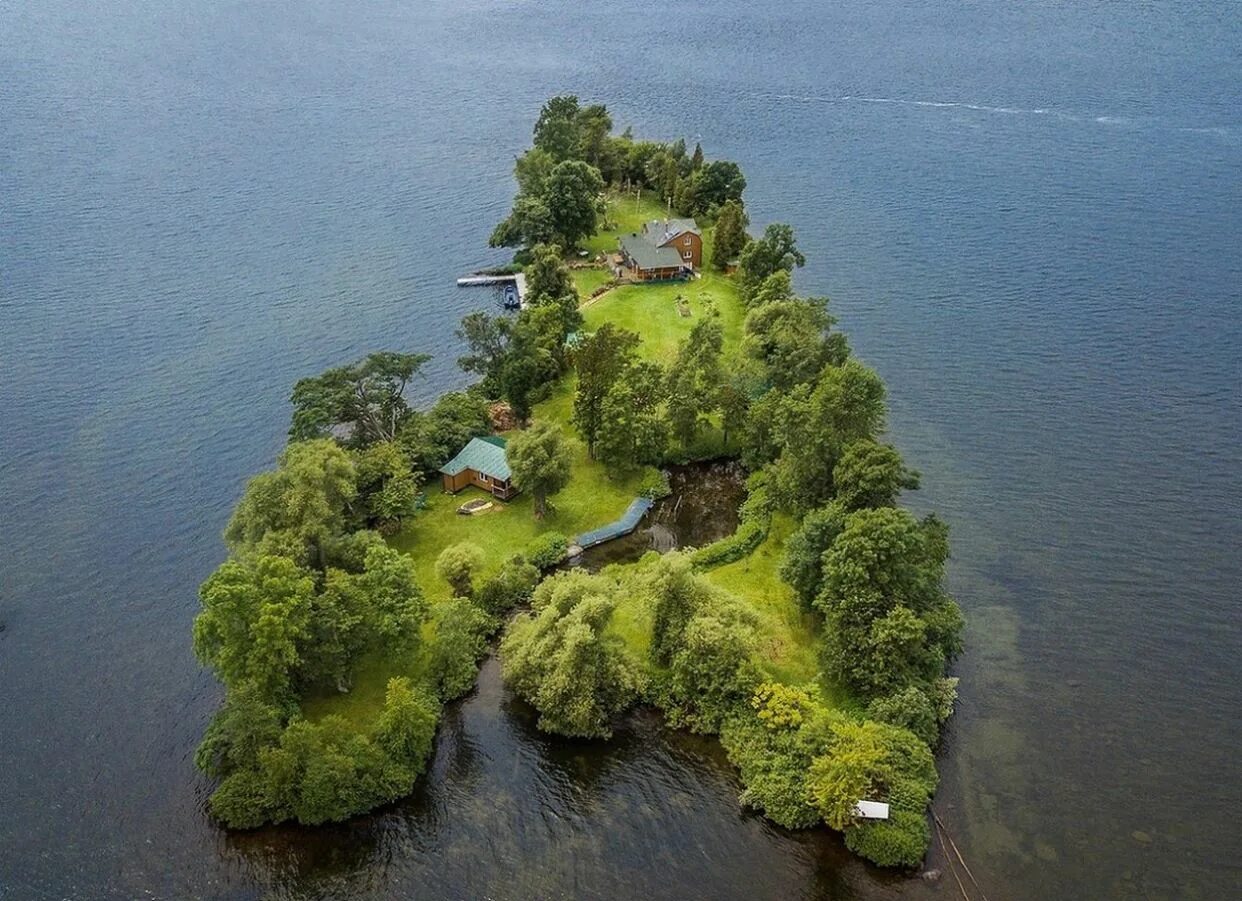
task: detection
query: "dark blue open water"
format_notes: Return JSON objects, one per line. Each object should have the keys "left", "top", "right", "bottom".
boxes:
{"left": 2, "top": 2, "right": 1239, "bottom": 898}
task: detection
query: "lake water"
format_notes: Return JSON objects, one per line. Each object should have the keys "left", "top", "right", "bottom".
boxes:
{"left": 2, "top": 1, "right": 1240, "bottom": 898}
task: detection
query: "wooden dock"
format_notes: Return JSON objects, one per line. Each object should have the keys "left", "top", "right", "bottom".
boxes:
{"left": 456, "top": 272, "right": 527, "bottom": 308}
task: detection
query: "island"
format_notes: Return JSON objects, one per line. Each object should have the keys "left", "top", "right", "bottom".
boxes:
{"left": 191, "top": 95, "right": 964, "bottom": 870}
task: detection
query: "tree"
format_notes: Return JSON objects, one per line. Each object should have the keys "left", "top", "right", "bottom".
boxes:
{"left": 353, "top": 441, "right": 419, "bottom": 533}
{"left": 532, "top": 94, "right": 583, "bottom": 161}
{"left": 507, "top": 420, "right": 572, "bottom": 518}
{"left": 833, "top": 440, "right": 920, "bottom": 511}
{"left": 712, "top": 199, "right": 749, "bottom": 270}
{"left": 572, "top": 323, "right": 641, "bottom": 458}
{"left": 195, "top": 682, "right": 285, "bottom": 778}
{"left": 497, "top": 322, "right": 554, "bottom": 423}
{"left": 816, "top": 508, "right": 963, "bottom": 699}
{"left": 543, "top": 159, "right": 605, "bottom": 249}
{"left": 193, "top": 554, "right": 316, "bottom": 699}
{"left": 501, "top": 579, "right": 639, "bottom": 738}
{"left": 435, "top": 542, "right": 485, "bottom": 597}
{"left": 678, "top": 160, "right": 746, "bottom": 217}
{"left": 690, "top": 141, "right": 704, "bottom": 170}
{"left": 489, "top": 193, "right": 557, "bottom": 249}
{"left": 595, "top": 360, "right": 668, "bottom": 469}
{"left": 743, "top": 293, "right": 848, "bottom": 390}
{"left": 779, "top": 501, "right": 848, "bottom": 611}
{"left": 430, "top": 598, "right": 494, "bottom": 700}
{"left": 770, "top": 359, "right": 888, "bottom": 510}
{"left": 224, "top": 439, "right": 357, "bottom": 567}
{"left": 737, "top": 223, "right": 806, "bottom": 305}
{"left": 717, "top": 380, "right": 750, "bottom": 449}
{"left": 398, "top": 390, "right": 492, "bottom": 474}
{"left": 306, "top": 543, "right": 427, "bottom": 690}
{"left": 575, "top": 103, "right": 613, "bottom": 169}
{"left": 456, "top": 311, "right": 512, "bottom": 387}
{"left": 666, "top": 317, "right": 724, "bottom": 448}
{"left": 290, "top": 352, "right": 430, "bottom": 445}
{"left": 524, "top": 242, "right": 576, "bottom": 303}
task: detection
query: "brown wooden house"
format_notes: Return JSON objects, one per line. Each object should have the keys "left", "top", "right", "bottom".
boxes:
{"left": 439, "top": 436, "right": 516, "bottom": 500}
{"left": 617, "top": 218, "right": 702, "bottom": 281}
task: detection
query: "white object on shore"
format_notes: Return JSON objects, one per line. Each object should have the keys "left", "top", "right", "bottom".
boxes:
{"left": 853, "top": 800, "right": 890, "bottom": 820}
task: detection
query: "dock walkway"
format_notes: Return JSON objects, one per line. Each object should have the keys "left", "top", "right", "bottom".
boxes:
{"left": 456, "top": 272, "right": 527, "bottom": 308}
{"left": 572, "top": 497, "right": 653, "bottom": 550}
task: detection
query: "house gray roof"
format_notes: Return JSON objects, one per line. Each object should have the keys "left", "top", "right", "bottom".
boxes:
{"left": 439, "top": 436, "right": 511, "bottom": 481}
{"left": 643, "top": 218, "right": 700, "bottom": 245}
{"left": 619, "top": 232, "right": 687, "bottom": 271}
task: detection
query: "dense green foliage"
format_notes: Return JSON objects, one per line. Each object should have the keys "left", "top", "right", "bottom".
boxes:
{"left": 501, "top": 572, "right": 641, "bottom": 738}
{"left": 198, "top": 97, "right": 963, "bottom": 867}
{"left": 290, "top": 352, "right": 430, "bottom": 445}
{"left": 506, "top": 420, "right": 573, "bottom": 518}
{"left": 524, "top": 531, "right": 569, "bottom": 570}
{"left": 435, "top": 542, "right": 485, "bottom": 598}
{"left": 492, "top": 95, "right": 747, "bottom": 256}
{"left": 711, "top": 199, "right": 749, "bottom": 269}
{"left": 196, "top": 433, "right": 467, "bottom": 828}
{"left": 737, "top": 223, "right": 806, "bottom": 306}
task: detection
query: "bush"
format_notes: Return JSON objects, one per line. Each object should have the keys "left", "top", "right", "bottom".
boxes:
{"left": 430, "top": 598, "right": 496, "bottom": 700}
{"left": 435, "top": 542, "right": 484, "bottom": 597}
{"left": 475, "top": 557, "right": 541, "bottom": 616}
{"left": 663, "top": 597, "right": 761, "bottom": 732}
{"left": 689, "top": 474, "right": 772, "bottom": 571}
{"left": 524, "top": 531, "right": 569, "bottom": 570}
{"left": 867, "top": 686, "right": 939, "bottom": 746}
{"left": 720, "top": 711, "right": 821, "bottom": 829}
{"left": 751, "top": 682, "right": 814, "bottom": 730}
{"left": 844, "top": 810, "right": 931, "bottom": 869}
{"left": 637, "top": 468, "right": 672, "bottom": 500}
{"left": 501, "top": 587, "right": 639, "bottom": 738}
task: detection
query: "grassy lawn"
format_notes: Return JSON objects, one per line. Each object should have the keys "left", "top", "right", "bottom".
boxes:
{"left": 582, "top": 274, "right": 745, "bottom": 365}
{"left": 571, "top": 267, "right": 613, "bottom": 298}
{"left": 703, "top": 513, "right": 821, "bottom": 687}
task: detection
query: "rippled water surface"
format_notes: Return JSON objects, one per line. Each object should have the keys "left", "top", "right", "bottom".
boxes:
{"left": 2, "top": 1, "right": 1240, "bottom": 898}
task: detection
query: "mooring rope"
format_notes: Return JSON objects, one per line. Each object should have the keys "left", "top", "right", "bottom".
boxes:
{"left": 933, "top": 811, "right": 990, "bottom": 901}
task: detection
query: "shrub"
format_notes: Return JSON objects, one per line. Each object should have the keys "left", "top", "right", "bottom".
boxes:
{"left": 844, "top": 810, "right": 931, "bottom": 869}
{"left": 805, "top": 718, "right": 938, "bottom": 866}
{"left": 435, "top": 542, "right": 485, "bottom": 597}
{"left": 475, "top": 557, "right": 541, "bottom": 616}
{"left": 430, "top": 598, "right": 496, "bottom": 700}
{"left": 501, "top": 591, "right": 640, "bottom": 738}
{"left": 867, "top": 686, "right": 939, "bottom": 746}
{"left": 524, "top": 531, "right": 569, "bottom": 570}
{"left": 751, "top": 682, "right": 814, "bottom": 730}
{"left": 720, "top": 711, "right": 821, "bottom": 829}
{"left": 637, "top": 467, "right": 672, "bottom": 500}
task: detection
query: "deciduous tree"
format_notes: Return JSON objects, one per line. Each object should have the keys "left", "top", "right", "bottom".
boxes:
{"left": 507, "top": 420, "right": 572, "bottom": 518}
{"left": 737, "top": 223, "right": 806, "bottom": 305}
{"left": 712, "top": 199, "right": 749, "bottom": 270}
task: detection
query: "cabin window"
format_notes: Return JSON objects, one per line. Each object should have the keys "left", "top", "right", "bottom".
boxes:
{"left": 479, "top": 473, "right": 489, "bottom": 484}
{"left": 683, "top": 251, "right": 692, "bottom": 260}
{"left": 684, "top": 236, "right": 692, "bottom": 245}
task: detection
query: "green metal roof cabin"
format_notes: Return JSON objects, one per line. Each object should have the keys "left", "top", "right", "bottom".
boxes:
{"left": 439, "top": 436, "right": 516, "bottom": 500}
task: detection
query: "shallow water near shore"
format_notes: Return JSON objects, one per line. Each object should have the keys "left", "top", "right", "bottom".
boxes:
{"left": 2, "top": 1, "right": 1240, "bottom": 898}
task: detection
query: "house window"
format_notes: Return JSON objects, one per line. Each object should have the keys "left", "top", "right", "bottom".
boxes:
{"left": 479, "top": 473, "right": 490, "bottom": 484}
{"left": 684, "top": 236, "right": 692, "bottom": 245}
{"left": 683, "top": 251, "right": 692, "bottom": 260}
